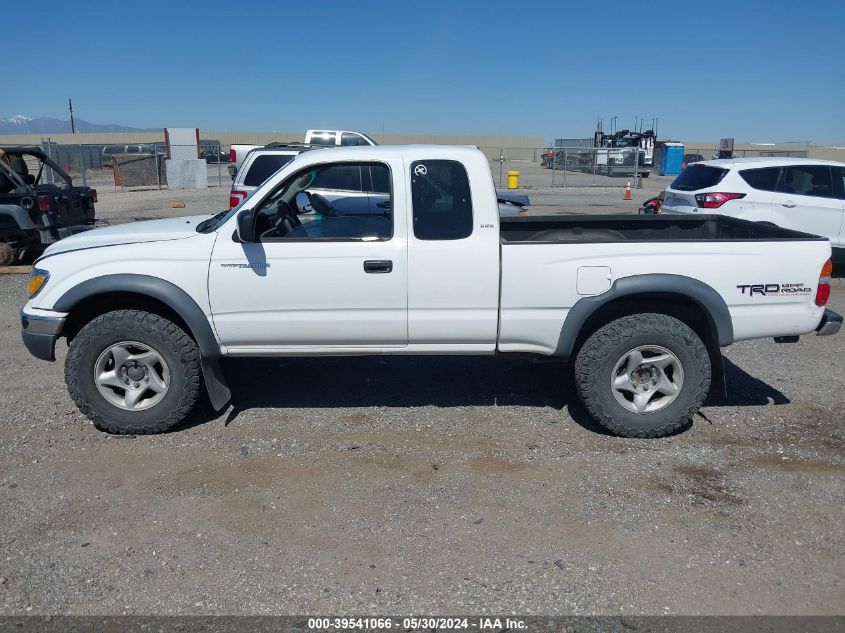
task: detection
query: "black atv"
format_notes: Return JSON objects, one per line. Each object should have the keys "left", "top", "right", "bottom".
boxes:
{"left": 0, "top": 146, "right": 97, "bottom": 265}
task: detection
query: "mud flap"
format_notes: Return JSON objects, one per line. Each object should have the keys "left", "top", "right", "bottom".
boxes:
{"left": 201, "top": 356, "right": 231, "bottom": 411}
{"left": 708, "top": 345, "right": 727, "bottom": 399}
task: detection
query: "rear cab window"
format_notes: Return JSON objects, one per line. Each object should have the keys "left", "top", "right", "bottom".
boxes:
{"left": 243, "top": 154, "right": 296, "bottom": 187}
{"left": 411, "top": 160, "right": 473, "bottom": 240}
{"left": 307, "top": 132, "right": 338, "bottom": 146}
{"left": 670, "top": 165, "right": 729, "bottom": 191}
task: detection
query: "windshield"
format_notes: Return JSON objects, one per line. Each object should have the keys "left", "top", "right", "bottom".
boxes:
{"left": 196, "top": 154, "right": 306, "bottom": 232}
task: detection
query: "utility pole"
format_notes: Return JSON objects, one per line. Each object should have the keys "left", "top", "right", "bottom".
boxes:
{"left": 68, "top": 98, "right": 76, "bottom": 134}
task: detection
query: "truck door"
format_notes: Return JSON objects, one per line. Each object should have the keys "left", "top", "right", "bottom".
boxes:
{"left": 208, "top": 159, "right": 408, "bottom": 351}
{"left": 406, "top": 158, "right": 500, "bottom": 351}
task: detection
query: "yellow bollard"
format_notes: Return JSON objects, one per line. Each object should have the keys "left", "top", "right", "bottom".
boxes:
{"left": 507, "top": 170, "right": 520, "bottom": 189}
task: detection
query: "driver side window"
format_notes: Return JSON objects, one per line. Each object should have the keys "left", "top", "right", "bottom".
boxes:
{"left": 253, "top": 162, "right": 393, "bottom": 241}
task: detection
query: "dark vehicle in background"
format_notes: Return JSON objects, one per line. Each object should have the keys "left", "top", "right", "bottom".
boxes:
{"left": 199, "top": 139, "right": 229, "bottom": 164}
{"left": 101, "top": 144, "right": 160, "bottom": 166}
{"left": 0, "top": 146, "right": 97, "bottom": 265}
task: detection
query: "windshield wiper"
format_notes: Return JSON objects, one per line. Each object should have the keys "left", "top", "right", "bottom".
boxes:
{"left": 196, "top": 210, "right": 228, "bottom": 233}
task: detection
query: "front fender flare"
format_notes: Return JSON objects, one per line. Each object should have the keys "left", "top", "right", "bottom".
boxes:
{"left": 53, "top": 274, "right": 231, "bottom": 410}
{"left": 554, "top": 273, "right": 734, "bottom": 359}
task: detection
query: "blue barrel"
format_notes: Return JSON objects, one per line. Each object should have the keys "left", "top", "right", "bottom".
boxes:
{"left": 660, "top": 143, "right": 685, "bottom": 176}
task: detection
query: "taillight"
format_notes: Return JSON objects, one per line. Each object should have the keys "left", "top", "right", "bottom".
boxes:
{"left": 90, "top": 189, "right": 98, "bottom": 203}
{"left": 38, "top": 195, "right": 51, "bottom": 212}
{"left": 229, "top": 190, "right": 247, "bottom": 208}
{"left": 816, "top": 259, "right": 833, "bottom": 307}
{"left": 695, "top": 192, "right": 746, "bottom": 209}
{"left": 229, "top": 148, "right": 236, "bottom": 163}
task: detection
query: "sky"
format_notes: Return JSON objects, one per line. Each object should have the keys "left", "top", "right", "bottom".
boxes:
{"left": 3, "top": 0, "right": 844, "bottom": 144}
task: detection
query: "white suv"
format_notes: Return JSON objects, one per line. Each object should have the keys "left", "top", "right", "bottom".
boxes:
{"left": 663, "top": 157, "right": 845, "bottom": 261}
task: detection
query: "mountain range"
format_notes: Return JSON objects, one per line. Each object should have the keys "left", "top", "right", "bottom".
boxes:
{"left": 0, "top": 115, "right": 159, "bottom": 135}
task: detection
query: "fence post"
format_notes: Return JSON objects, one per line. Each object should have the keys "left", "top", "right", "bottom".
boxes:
{"left": 562, "top": 147, "right": 567, "bottom": 189}
{"left": 217, "top": 142, "right": 222, "bottom": 187}
{"left": 499, "top": 150, "right": 504, "bottom": 188}
{"left": 155, "top": 146, "right": 162, "bottom": 190}
{"left": 633, "top": 147, "right": 639, "bottom": 190}
{"left": 80, "top": 144, "right": 87, "bottom": 186}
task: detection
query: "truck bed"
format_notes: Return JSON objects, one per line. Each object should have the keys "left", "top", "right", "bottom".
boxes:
{"left": 500, "top": 214, "right": 826, "bottom": 244}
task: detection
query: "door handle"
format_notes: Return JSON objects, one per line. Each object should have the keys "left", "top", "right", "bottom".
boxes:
{"left": 781, "top": 201, "right": 796, "bottom": 208}
{"left": 363, "top": 260, "right": 393, "bottom": 274}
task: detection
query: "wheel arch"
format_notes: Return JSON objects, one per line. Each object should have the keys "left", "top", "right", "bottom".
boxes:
{"left": 54, "top": 274, "right": 231, "bottom": 410}
{"left": 555, "top": 274, "right": 734, "bottom": 360}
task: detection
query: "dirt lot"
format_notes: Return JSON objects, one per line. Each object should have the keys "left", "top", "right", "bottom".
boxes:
{"left": 0, "top": 189, "right": 843, "bottom": 616}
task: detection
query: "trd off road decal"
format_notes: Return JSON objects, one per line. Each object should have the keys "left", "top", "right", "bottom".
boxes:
{"left": 737, "top": 283, "right": 812, "bottom": 297}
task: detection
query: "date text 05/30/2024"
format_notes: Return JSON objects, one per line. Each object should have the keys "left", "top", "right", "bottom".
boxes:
{"left": 307, "top": 618, "right": 527, "bottom": 630}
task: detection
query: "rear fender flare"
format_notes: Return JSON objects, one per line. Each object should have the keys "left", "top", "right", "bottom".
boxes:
{"left": 554, "top": 273, "right": 734, "bottom": 359}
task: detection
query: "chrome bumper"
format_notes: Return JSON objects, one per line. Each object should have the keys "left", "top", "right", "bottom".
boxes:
{"left": 816, "top": 309, "right": 842, "bottom": 336}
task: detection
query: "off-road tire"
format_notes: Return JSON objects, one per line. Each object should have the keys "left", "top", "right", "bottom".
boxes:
{"left": 65, "top": 310, "right": 201, "bottom": 434}
{"left": 574, "top": 313, "right": 711, "bottom": 438}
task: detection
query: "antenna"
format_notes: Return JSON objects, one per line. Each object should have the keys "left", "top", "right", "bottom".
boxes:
{"left": 68, "top": 98, "right": 76, "bottom": 134}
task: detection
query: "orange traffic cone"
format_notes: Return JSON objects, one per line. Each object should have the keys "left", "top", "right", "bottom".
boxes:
{"left": 624, "top": 180, "right": 632, "bottom": 200}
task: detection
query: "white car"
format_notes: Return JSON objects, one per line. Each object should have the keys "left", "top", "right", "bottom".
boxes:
{"left": 20, "top": 146, "right": 840, "bottom": 439}
{"left": 662, "top": 157, "right": 845, "bottom": 262}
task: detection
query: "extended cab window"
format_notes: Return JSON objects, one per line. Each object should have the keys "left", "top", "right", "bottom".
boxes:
{"left": 739, "top": 167, "right": 780, "bottom": 191}
{"left": 252, "top": 162, "right": 391, "bottom": 241}
{"left": 780, "top": 165, "right": 834, "bottom": 198}
{"left": 411, "top": 160, "right": 473, "bottom": 240}
{"left": 243, "top": 155, "right": 295, "bottom": 187}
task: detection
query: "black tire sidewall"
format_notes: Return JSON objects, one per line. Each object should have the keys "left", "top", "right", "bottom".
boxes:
{"left": 576, "top": 316, "right": 711, "bottom": 436}
{"left": 72, "top": 322, "right": 193, "bottom": 431}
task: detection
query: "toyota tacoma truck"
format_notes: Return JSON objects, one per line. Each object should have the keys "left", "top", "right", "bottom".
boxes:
{"left": 20, "top": 146, "right": 841, "bottom": 438}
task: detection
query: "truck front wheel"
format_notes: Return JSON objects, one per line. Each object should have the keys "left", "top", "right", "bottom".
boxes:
{"left": 574, "top": 313, "right": 711, "bottom": 438}
{"left": 65, "top": 310, "right": 202, "bottom": 434}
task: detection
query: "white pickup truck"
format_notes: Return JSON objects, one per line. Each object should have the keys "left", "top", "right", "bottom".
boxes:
{"left": 20, "top": 146, "right": 841, "bottom": 438}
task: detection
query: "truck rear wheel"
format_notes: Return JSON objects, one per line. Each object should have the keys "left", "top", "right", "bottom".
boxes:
{"left": 574, "top": 313, "right": 711, "bottom": 438}
{"left": 65, "top": 310, "right": 202, "bottom": 434}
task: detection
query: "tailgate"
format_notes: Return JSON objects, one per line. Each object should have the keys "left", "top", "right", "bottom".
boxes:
{"left": 54, "top": 187, "right": 96, "bottom": 226}
{"left": 662, "top": 189, "right": 698, "bottom": 212}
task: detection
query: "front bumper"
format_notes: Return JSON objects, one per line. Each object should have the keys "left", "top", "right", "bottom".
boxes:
{"left": 21, "top": 311, "right": 66, "bottom": 361}
{"left": 816, "top": 309, "right": 842, "bottom": 336}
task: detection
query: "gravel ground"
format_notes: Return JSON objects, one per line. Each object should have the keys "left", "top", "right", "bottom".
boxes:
{"left": 1, "top": 278, "right": 843, "bottom": 615}
{"left": 0, "top": 189, "right": 843, "bottom": 616}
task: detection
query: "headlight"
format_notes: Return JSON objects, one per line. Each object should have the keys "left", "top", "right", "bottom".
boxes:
{"left": 27, "top": 268, "right": 49, "bottom": 298}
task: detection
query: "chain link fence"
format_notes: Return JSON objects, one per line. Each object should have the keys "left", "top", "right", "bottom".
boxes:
{"left": 678, "top": 147, "right": 808, "bottom": 170}
{"left": 482, "top": 146, "right": 648, "bottom": 189}
{"left": 30, "top": 139, "right": 814, "bottom": 192}
{"left": 39, "top": 141, "right": 228, "bottom": 191}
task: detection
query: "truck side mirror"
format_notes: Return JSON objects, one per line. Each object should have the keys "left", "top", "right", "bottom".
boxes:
{"left": 236, "top": 209, "right": 256, "bottom": 243}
